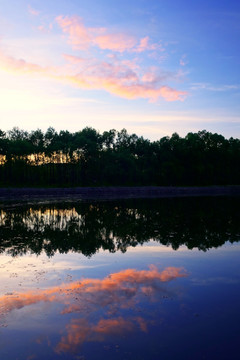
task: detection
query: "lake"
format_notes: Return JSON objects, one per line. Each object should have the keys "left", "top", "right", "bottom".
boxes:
{"left": 0, "top": 197, "right": 239, "bottom": 360}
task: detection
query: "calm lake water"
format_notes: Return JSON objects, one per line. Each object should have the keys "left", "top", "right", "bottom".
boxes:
{"left": 0, "top": 197, "right": 240, "bottom": 360}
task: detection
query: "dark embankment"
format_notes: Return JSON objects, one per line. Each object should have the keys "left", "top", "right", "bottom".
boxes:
{"left": 0, "top": 186, "right": 240, "bottom": 205}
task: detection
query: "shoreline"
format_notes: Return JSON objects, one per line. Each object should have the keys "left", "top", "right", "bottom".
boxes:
{"left": 0, "top": 186, "right": 240, "bottom": 204}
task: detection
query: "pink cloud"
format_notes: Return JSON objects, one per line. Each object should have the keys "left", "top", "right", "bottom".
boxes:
{"left": 65, "top": 58, "right": 187, "bottom": 101}
{"left": 56, "top": 15, "right": 159, "bottom": 54}
{"left": 28, "top": 5, "right": 40, "bottom": 16}
{"left": 180, "top": 54, "right": 188, "bottom": 66}
{"left": 37, "top": 25, "right": 45, "bottom": 32}
{"left": 0, "top": 51, "right": 44, "bottom": 74}
{"left": 56, "top": 15, "right": 91, "bottom": 50}
{"left": 120, "top": 58, "right": 140, "bottom": 71}
{"left": 62, "top": 53, "right": 86, "bottom": 64}
{"left": 93, "top": 33, "right": 136, "bottom": 52}
{"left": 0, "top": 10, "right": 188, "bottom": 103}
{"left": 0, "top": 49, "right": 187, "bottom": 102}
{"left": 134, "top": 36, "right": 162, "bottom": 53}
{"left": 37, "top": 23, "right": 53, "bottom": 34}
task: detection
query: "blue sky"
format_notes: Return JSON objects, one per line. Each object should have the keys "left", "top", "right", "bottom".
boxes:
{"left": 0, "top": 0, "right": 240, "bottom": 139}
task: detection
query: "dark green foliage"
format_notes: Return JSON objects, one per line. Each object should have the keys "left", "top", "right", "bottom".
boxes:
{"left": 0, "top": 127, "right": 239, "bottom": 186}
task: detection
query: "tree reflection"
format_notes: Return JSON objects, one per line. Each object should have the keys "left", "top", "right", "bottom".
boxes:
{"left": 0, "top": 197, "right": 239, "bottom": 257}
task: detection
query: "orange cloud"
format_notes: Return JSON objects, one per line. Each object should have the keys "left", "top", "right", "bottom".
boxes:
{"left": 55, "top": 265, "right": 178, "bottom": 354}
{"left": 56, "top": 317, "right": 138, "bottom": 353}
{"left": 93, "top": 317, "right": 135, "bottom": 335}
{"left": 101, "top": 82, "right": 186, "bottom": 102}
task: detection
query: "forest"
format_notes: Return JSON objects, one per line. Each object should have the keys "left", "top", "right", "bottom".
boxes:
{"left": 0, "top": 126, "right": 239, "bottom": 186}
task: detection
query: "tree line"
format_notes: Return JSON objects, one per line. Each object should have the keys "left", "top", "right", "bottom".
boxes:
{"left": 0, "top": 126, "right": 239, "bottom": 186}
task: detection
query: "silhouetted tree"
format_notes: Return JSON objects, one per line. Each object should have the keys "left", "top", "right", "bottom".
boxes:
{"left": 0, "top": 127, "right": 239, "bottom": 186}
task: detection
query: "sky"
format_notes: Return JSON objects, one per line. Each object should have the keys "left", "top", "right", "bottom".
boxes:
{"left": 0, "top": 0, "right": 240, "bottom": 140}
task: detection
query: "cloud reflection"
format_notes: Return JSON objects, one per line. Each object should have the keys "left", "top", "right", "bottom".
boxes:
{"left": 56, "top": 317, "right": 139, "bottom": 353}
{"left": 0, "top": 266, "right": 187, "bottom": 353}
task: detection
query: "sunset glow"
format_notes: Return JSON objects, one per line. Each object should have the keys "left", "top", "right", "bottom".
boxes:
{"left": 0, "top": 1, "right": 239, "bottom": 138}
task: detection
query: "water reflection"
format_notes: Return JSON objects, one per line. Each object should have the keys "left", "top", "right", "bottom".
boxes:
{"left": 0, "top": 197, "right": 239, "bottom": 257}
{"left": 0, "top": 265, "right": 186, "bottom": 354}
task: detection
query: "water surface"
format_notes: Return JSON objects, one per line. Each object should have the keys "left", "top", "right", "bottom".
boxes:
{"left": 0, "top": 198, "right": 239, "bottom": 359}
